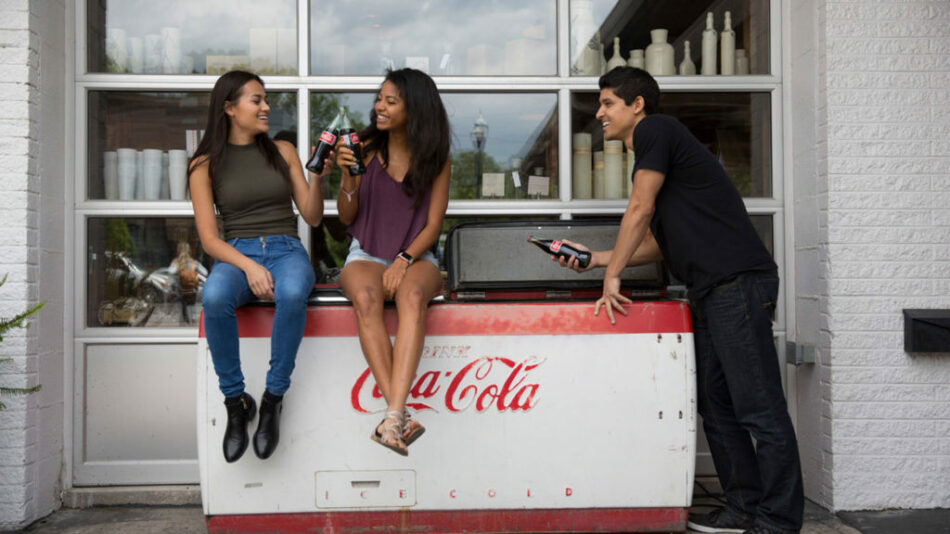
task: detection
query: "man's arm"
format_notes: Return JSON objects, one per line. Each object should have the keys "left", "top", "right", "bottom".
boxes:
{"left": 596, "top": 168, "right": 666, "bottom": 323}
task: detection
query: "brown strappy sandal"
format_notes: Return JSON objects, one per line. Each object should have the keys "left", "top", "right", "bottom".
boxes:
{"left": 370, "top": 410, "right": 408, "bottom": 456}
{"left": 402, "top": 409, "right": 426, "bottom": 446}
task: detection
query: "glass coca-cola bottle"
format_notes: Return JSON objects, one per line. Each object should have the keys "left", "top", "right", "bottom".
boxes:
{"left": 527, "top": 235, "right": 591, "bottom": 268}
{"left": 305, "top": 110, "right": 342, "bottom": 174}
{"left": 339, "top": 107, "right": 366, "bottom": 176}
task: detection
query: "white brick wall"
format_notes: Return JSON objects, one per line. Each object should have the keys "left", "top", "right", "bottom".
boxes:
{"left": 815, "top": 0, "right": 950, "bottom": 511}
{"left": 0, "top": 0, "right": 65, "bottom": 529}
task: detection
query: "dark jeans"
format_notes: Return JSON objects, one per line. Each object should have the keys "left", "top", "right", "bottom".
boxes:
{"left": 691, "top": 271, "right": 804, "bottom": 533}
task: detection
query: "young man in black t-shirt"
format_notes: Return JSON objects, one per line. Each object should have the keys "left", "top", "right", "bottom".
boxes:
{"left": 558, "top": 67, "right": 803, "bottom": 534}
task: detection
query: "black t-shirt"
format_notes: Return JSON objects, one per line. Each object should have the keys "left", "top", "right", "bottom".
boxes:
{"left": 633, "top": 114, "right": 776, "bottom": 299}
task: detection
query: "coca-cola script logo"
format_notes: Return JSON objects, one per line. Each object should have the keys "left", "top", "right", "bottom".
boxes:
{"left": 550, "top": 240, "right": 562, "bottom": 253}
{"left": 350, "top": 356, "right": 544, "bottom": 413}
{"left": 319, "top": 131, "right": 337, "bottom": 144}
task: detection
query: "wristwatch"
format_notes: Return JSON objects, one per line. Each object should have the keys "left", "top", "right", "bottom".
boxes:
{"left": 396, "top": 250, "right": 414, "bottom": 265}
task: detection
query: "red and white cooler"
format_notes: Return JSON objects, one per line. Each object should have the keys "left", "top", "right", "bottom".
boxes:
{"left": 198, "top": 221, "right": 696, "bottom": 533}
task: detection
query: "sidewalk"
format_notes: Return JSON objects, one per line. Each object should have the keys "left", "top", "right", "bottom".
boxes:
{"left": 8, "top": 499, "right": 860, "bottom": 534}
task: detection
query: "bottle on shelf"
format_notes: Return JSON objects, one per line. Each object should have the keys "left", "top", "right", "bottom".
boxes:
{"left": 701, "top": 12, "right": 717, "bottom": 75}
{"left": 645, "top": 29, "right": 674, "bottom": 76}
{"left": 572, "top": 133, "right": 592, "bottom": 199}
{"left": 338, "top": 108, "right": 366, "bottom": 176}
{"left": 679, "top": 41, "right": 696, "bottom": 75}
{"left": 527, "top": 235, "right": 591, "bottom": 268}
{"left": 721, "top": 11, "right": 736, "bottom": 75}
{"left": 735, "top": 49, "right": 750, "bottom": 75}
{"left": 606, "top": 37, "right": 626, "bottom": 71}
{"left": 305, "top": 109, "right": 342, "bottom": 174}
{"left": 627, "top": 49, "right": 645, "bottom": 69}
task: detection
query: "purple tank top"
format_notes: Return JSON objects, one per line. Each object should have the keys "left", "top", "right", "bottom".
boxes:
{"left": 347, "top": 157, "right": 432, "bottom": 260}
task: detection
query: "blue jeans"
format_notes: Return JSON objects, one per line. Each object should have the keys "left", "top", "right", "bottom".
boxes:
{"left": 691, "top": 271, "right": 803, "bottom": 533}
{"left": 202, "top": 235, "right": 315, "bottom": 398}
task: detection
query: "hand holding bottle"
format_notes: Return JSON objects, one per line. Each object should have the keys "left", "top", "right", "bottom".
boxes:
{"left": 308, "top": 145, "right": 336, "bottom": 180}
{"left": 335, "top": 138, "right": 358, "bottom": 177}
{"left": 550, "top": 238, "right": 597, "bottom": 272}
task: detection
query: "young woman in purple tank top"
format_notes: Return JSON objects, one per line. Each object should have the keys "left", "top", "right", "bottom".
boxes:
{"left": 335, "top": 68, "right": 450, "bottom": 456}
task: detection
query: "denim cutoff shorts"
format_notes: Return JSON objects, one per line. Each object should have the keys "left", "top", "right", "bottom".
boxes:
{"left": 344, "top": 237, "right": 439, "bottom": 268}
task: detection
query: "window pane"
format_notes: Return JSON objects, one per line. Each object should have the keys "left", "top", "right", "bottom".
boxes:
{"left": 750, "top": 214, "right": 773, "bottom": 257}
{"left": 308, "top": 0, "right": 556, "bottom": 76}
{"left": 87, "top": 0, "right": 298, "bottom": 74}
{"left": 571, "top": 91, "right": 772, "bottom": 198}
{"left": 570, "top": 0, "right": 770, "bottom": 76}
{"left": 88, "top": 91, "right": 297, "bottom": 200}
{"left": 310, "top": 92, "right": 558, "bottom": 200}
{"left": 87, "top": 218, "right": 212, "bottom": 327}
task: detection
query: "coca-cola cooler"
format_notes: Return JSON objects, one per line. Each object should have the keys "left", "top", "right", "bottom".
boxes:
{"left": 198, "top": 221, "right": 696, "bottom": 533}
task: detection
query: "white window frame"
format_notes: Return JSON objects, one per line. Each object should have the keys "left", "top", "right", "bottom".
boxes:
{"left": 66, "top": 0, "right": 789, "bottom": 484}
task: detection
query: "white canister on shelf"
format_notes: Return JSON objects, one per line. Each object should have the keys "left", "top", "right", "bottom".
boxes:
{"left": 168, "top": 150, "right": 188, "bottom": 200}
{"left": 144, "top": 33, "right": 162, "bottom": 74}
{"left": 142, "top": 149, "right": 163, "bottom": 200}
{"left": 161, "top": 27, "right": 181, "bottom": 74}
{"left": 128, "top": 36, "right": 144, "bottom": 73}
{"left": 735, "top": 49, "right": 749, "bottom": 75}
{"left": 604, "top": 140, "right": 624, "bottom": 199}
{"left": 592, "top": 150, "right": 605, "bottom": 199}
{"left": 721, "top": 11, "right": 736, "bottom": 75}
{"left": 606, "top": 37, "right": 626, "bottom": 71}
{"left": 116, "top": 148, "right": 137, "bottom": 200}
{"left": 105, "top": 28, "right": 127, "bottom": 72}
{"left": 135, "top": 150, "right": 146, "bottom": 199}
{"left": 161, "top": 151, "right": 170, "bottom": 199}
{"left": 627, "top": 49, "right": 645, "bottom": 69}
{"left": 572, "top": 133, "right": 592, "bottom": 199}
{"left": 679, "top": 40, "right": 696, "bottom": 75}
{"left": 701, "top": 12, "right": 717, "bottom": 75}
{"left": 103, "top": 151, "right": 119, "bottom": 200}
{"left": 645, "top": 29, "right": 674, "bottom": 76}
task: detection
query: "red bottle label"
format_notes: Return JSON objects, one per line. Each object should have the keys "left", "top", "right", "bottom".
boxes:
{"left": 349, "top": 133, "right": 360, "bottom": 144}
{"left": 319, "top": 131, "right": 336, "bottom": 144}
{"left": 550, "top": 240, "right": 562, "bottom": 253}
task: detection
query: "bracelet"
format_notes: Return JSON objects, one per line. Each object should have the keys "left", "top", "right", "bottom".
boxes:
{"left": 340, "top": 187, "right": 356, "bottom": 201}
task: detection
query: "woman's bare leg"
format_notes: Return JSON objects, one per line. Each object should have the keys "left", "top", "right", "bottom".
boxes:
{"left": 388, "top": 260, "right": 442, "bottom": 413}
{"left": 340, "top": 261, "right": 393, "bottom": 404}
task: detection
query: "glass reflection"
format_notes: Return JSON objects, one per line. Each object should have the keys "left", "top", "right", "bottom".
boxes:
{"left": 311, "top": 92, "right": 558, "bottom": 200}
{"left": 570, "top": 0, "right": 770, "bottom": 77}
{"left": 88, "top": 91, "right": 297, "bottom": 200}
{"left": 88, "top": 0, "right": 298, "bottom": 74}
{"left": 309, "top": 0, "right": 556, "bottom": 75}
{"left": 88, "top": 218, "right": 215, "bottom": 327}
{"left": 571, "top": 91, "right": 772, "bottom": 198}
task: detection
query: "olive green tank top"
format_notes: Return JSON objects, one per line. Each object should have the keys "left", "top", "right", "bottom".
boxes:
{"left": 212, "top": 143, "right": 298, "bottom": 240}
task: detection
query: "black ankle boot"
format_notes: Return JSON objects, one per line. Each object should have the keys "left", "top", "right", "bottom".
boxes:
{"left": 253, "top": 391, "right": 283, "bottom": 459}
{"left": 223, "top": 393, "right": 256, "bottom": 463}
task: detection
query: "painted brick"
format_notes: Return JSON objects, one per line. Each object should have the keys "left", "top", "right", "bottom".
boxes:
{"left": 835, "top": 437, "right": 942, "bottom": 456}
{"left": 836, "top": 419, "right": 935, "bottom": 438}
{"left": 827, "top": 71, "right": 930, "bottom": 89}
{"left": 827, "top": 192, "right": 935, "bottom": 209}
{"left": 825, "top": 313, "right": 903, "bottom": 331}
{"left": 833, "top": 383, "right": 936, "bottom": 402}
{"left": 829, "top": 210, "right": 931, "bottom": 227}
{"left": 828, "top": 279, "right": 934, "bottom": 297}
{"left": 834, "top": 455, "right": 938, "bottom": 474}
{"left": 832, "top": 365, "right": 950, "bottom": 385}
{"left": 827, "top": 157, "right": 947, "bottom": 175}
{"left": 828, "top": 226, "right": 950, "bottom": 244}
{"left": 829, "top": 244, "right": 932, "bottom": 261}
{"left": 833, "top": 401, "right": 949, "bottom": 419}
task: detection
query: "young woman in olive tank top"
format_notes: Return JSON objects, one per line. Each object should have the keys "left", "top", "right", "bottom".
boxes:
{"left": 188, "top": 71, "right": 334, "bottom": 463}
{"left": 335, "top": 68, "right": 451, "bottom": 456}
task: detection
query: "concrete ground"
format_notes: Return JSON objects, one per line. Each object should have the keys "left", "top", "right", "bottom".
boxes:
{"left": 5, "top": 500, "right": 862, "bottom": 534}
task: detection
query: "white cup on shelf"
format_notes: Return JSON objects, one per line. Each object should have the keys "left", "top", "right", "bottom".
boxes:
{"left": 142, "top": 149, "right": 163, "bottom": 200}
{"left": 103, "top": 151, "right": 118, "bottom": 200}
{"left": 168, "top": 149, "right": 188, "bottom": 200}
{"left": 116, "top": 148, "right": 137, "bottom": 200}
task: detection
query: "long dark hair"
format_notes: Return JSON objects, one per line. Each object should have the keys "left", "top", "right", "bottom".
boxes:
{"left": 188, "top": 70, "right": 289, "bottom": 182}
{"left": 361, "top": 68, "right": 450, "bottom": 205}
